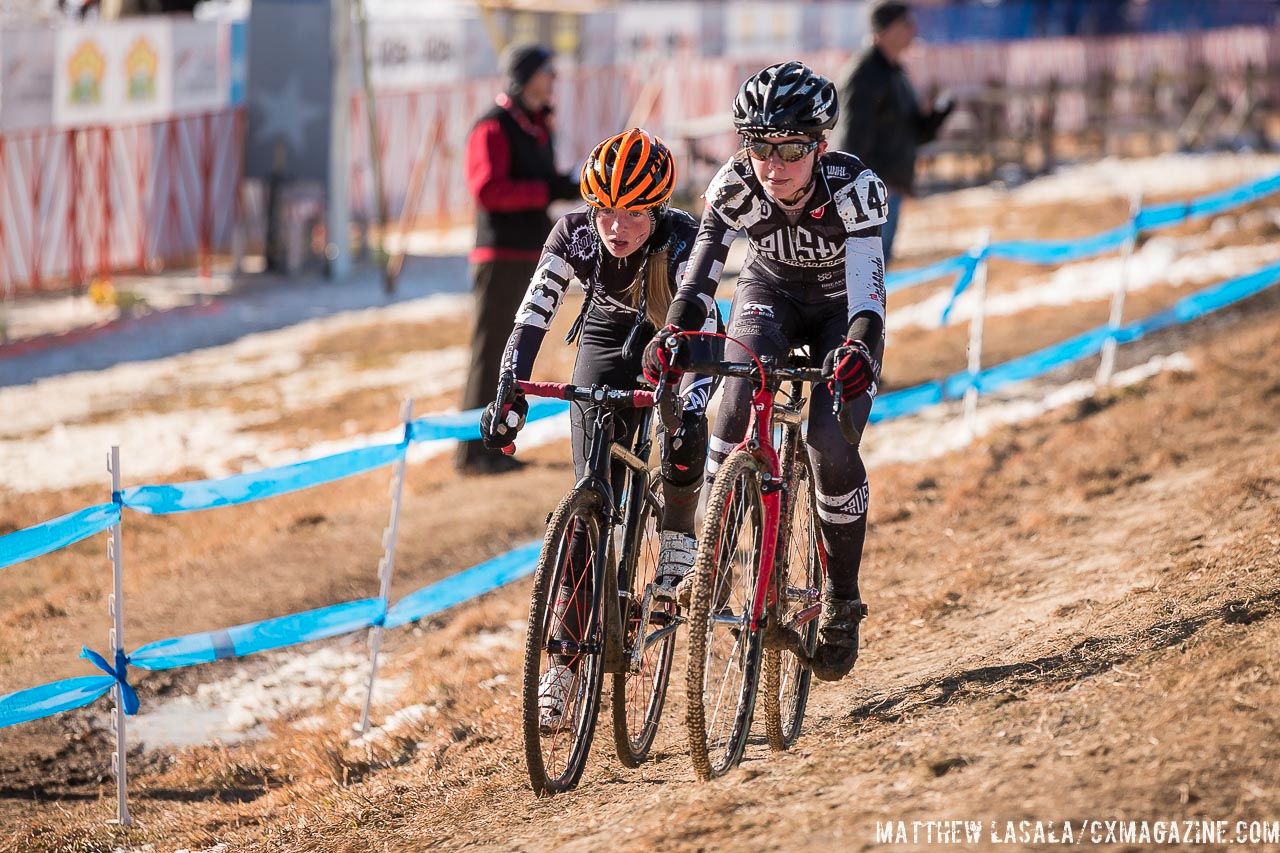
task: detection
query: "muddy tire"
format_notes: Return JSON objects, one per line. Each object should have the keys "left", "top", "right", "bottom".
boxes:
{"left": 762, "top": 451, "right": 820, "bottom": 751}
{"left": 611, "top": 483, "right": 675, "bottom": 767}
{"left": 685, "top": 450, "right": 765, "bottom": 780}
{"left": 522, "top": 488, "right": 606, "bottom": 797}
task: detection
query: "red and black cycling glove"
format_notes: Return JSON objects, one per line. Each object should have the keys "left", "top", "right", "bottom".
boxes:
{"left": 823, "top": 339, "right": 876, "bottom": 402}
{"left": 641, "top": 325, "right": 688, "bottom": 386}
{"left": 479, "top": 390, "right": 529, "bottom": 450}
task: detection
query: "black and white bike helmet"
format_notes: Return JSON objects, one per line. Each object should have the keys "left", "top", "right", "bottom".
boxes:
{"left": 732, "top": 61, "right": 839, "bottom": 138}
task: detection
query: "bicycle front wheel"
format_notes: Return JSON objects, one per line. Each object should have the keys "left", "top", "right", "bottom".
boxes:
{"left": 685, "top": 449, "right": 765, "bottom": 780}
{"left": 522, "top": 488, "right": 607, "bottom": 797}
{"left": 762, "top": 449, "right": 821, "bottom": 751}
{"left": 611, "top": 482, "right": 675, "bottom": 767}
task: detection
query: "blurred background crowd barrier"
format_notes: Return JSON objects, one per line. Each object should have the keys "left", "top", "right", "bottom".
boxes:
{"left": 1, "top": 1, "right": 1278, "bottom": 297}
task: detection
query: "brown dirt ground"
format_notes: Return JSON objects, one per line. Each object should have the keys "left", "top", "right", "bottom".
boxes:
{"left": 2, "top": 179, "right": 1279, "bottom": 852}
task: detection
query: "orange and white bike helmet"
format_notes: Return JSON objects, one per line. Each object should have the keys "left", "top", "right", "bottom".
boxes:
{"left": 580, "top": 128, "right": 676, "bottom": 214}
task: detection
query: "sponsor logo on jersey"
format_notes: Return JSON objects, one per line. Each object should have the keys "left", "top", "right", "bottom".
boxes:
{"left": 756, "top": 226, "right": 844, "bottom": 266}
{"left": 825, "top": 165, "right": 849, "bottom": 179}
{"left": 810, "top": 204, "right": 826, "bottom": 219}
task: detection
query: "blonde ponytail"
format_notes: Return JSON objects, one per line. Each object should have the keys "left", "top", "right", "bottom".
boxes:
{"left": 642, "top": 249, "right": 673, "bottom": 329}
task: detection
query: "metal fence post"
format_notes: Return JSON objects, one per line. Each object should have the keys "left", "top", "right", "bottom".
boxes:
{"left": 107, "top": 447, "right": 132, "bottom": 826}
{"left": 963, "top": 229, "right": 992, "bottom": 442}
{"left": 1096, "top": 190, "right": 1144, "bottom": 388}
{"left": 357, "top": 398, "right": 414, "bottom": 735}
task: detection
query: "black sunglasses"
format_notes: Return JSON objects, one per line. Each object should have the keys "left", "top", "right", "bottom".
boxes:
{"left": 744, "top": 138, "right": 820, "bottom": 162}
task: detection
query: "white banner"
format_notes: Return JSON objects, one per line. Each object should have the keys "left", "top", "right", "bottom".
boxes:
{"left": 616, "top": 3, "right": 701, "bottom": 64}
{"left": 171, "top": 20, "right": 225, "bottom": 115}
{"left": 55, "top": 21, "right": 173, "bottom": 128}
{"left": 725, "top": 2, "right": 802, "bottom": 59}
{"left": 367, "top": 16, "right": 466, "bottom": 90}
{"left": 0, "top": 27, "right": 57, "bottom": 131}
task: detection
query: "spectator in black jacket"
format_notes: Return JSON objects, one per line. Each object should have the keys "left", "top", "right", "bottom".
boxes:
{"left": 837, "top": 1, "right": 954, "bottom": 266}
{"left": 456, "top": 43, "right": 581, "bottom": 475}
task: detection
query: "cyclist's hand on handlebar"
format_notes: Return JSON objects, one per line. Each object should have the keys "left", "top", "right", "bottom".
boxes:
{"left": 641, "top": 324, "right": 689, "bottom": 386}
{"left": 824, "top": 339, "right": 875, "bottom": 403}
{"left": 480, "top": 390, "right": 529, "bottom": 450}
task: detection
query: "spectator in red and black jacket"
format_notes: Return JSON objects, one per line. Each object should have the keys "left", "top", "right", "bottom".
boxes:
{"left": 457, "top": 43, "right": 581, "bottom": 475}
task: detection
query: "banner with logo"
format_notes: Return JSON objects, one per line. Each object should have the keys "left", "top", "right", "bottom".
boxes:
{"left": 365, "top": 15, "right": 466, "bottom": 90}
{"left": 0, "top": 27, "right": 57, "bottom": 131}
{"left": 54, "top": 21, "right": 173, "bottom": 128}
{"left": 171, "top": 19, "right": 225, "bottom": 114}
{"left": 724, "top": 2, "right": 802, "bottom": 59}
{"left": 616, "top": 3, "right": 701, "bottom": 64}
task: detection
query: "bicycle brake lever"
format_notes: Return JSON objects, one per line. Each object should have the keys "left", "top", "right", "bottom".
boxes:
{"left": 654, "top": 380, "right": 681, "bottom": 432}
{"left": 828, "top": 372, "right": 863, "bottom": 446}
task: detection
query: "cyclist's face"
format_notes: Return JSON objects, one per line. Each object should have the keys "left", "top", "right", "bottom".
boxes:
{"left": 594, "top": 208, "right": 653, "bottom": 257}
{"left": 747, "top": 134, "right": 826, "bottom": 203}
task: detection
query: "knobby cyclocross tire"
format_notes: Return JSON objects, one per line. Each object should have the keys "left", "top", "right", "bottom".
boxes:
{"left": 522, "top": 487, "right": 607, "bottom": 796}
{"left": 685, "top": 449, "right": 766, "bottom": 780}
{"left": 762, "top": 450, "right": 820, "bottom": 751}
{"left": 611, "top": 481, "right": 675, "bottom": 767}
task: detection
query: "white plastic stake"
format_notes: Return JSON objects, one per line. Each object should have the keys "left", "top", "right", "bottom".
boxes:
{"left": 357, "top": 398, "right": 414, "bottom": 735}
{"left": 963, "top": 229, "right": 992, "bottom": 442}
{"left": 107, "top": 447, "right": 132, "bottom": 826}
{"left": 1096, "top": 190, "right": 1144, "bottom": 388}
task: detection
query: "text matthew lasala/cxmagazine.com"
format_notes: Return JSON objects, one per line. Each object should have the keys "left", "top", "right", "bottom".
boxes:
{"left": 875, "top": 818, "right": 1280, "bottom": 846}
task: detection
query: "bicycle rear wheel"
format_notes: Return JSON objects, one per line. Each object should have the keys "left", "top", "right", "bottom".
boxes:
{"left": 685, "top": 449, "right": 765, "bottom": 780}
{"left": 763, "top": 450, "right": 821, "bottom": 751}
{"left": 522, "top": 488, "right": 606, "bottom": 796}
{"left": 611, "top": 482, "right": 675, "bottom": 767}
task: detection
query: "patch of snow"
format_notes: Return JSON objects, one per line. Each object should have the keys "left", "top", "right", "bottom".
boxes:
{"left": 891, "top": 237, "right": 1280, "bottom": 330}
{"left": 863, "top": 353, "right": 1194, "bottom": 467}
{"left": 128, "top": 644, "right": 408, "bottom": 749}
{"left": 348, "top": 703, "right": 437, "bottom": 747}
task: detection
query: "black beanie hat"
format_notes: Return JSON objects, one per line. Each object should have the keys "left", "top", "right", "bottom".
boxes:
{"left": 871, "top": 1, "right": 912, "bottom": 32}
{"left": 504, "top": 43, "right": 553, "bottom": 96}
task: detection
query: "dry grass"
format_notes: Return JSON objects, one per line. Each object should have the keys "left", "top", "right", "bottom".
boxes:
{"left": 3, "top": 177, "right": 1280, "bottom": 850}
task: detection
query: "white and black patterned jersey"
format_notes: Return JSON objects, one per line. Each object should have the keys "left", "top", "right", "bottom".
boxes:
{"left": 668, "top": 150, "right": 889, "bottom": 335}
{"left": 501, "top": 207, "right": 704, "bottom": 381}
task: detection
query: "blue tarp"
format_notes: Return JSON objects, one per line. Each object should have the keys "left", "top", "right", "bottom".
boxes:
{"left": 917, "top": 0, "right": 1277, "bottom": 43}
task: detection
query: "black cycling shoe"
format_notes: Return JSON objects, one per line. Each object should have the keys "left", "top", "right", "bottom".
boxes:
{"left": 810, "top": 597, "right": 868, "bottom": 682}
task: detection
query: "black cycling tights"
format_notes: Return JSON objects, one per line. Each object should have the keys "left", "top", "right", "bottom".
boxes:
{"left": 552, "top": 313, "right": 712, "bottom": 665}
{"left": 707, "top": 279, "right": 875, "bottom": 602}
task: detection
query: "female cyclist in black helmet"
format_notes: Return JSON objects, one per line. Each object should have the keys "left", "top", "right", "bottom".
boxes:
{"left": 480, "top": 129, "right": 720, "bottom": 730}
{"left": 642, "top": 61, "right": 889, "bottom": 683}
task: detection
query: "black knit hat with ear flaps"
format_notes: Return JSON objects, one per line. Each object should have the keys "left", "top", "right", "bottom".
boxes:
{"left": 504, "top": 43, "right": 554, "bottom": 97}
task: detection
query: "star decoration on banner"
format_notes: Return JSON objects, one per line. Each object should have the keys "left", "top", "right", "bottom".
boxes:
{"left": 251, "top": 74, "right": 326, "bottom": 160}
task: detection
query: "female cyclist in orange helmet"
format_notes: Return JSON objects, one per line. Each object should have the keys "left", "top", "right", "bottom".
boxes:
{"left": 478, "top": 128, "right": 720, "bottom": 731}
